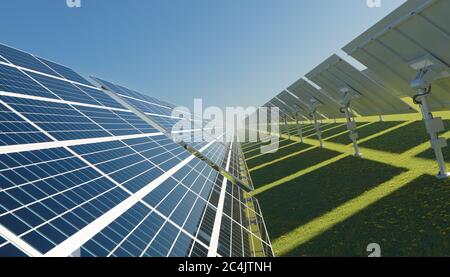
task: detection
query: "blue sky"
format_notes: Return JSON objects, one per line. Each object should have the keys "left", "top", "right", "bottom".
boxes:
{"left": 0, "top": 0, "right": 405, "bottom": 108}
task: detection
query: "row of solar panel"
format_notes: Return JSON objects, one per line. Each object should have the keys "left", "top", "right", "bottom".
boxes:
{"left": 266, "top": 0, "right": 450, "bottom": 121}
{"left": 0, "top": 42, "right": 271, "bottom": 257}
{"left": 0, "top": 142, "right": 270, "bottom": 256}
{"left": 92, "top": 77, "right": 253, "bottom": 190}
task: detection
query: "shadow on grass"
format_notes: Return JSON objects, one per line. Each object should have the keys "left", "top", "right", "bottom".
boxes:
{"left": 321, "top": 124, "right": 348, "bottom": 140}
{"left": 246, "top": 143, "right": 315, "bottom": 171}
{"left": 285, "top": 174, "right": 450, "bottom": 257}
{"left": 243, "top": 138, "right": 290, "bottom": 153}
{"left": 328, "top": 121, "right": 402, "bottom": 145}
{"left": 256, "top": 156, "right": 406, "bottom": 242}
{"left": 416, "top": 139, "right": 450, "bottom": 162}
{"left": 304, "top": 123, "right": 340, "bottom": 137}
{"left": 359, "top": 121, "right": 432, "bottom": 154}
{"left": 244, "top": 139, "right": 295, "bottom": 159}
{"left": 415, "top": 120, "right": 450, "bottom": 161}
{"left": 280, "top": 125, "right": 314, "bottom": 136}
{"left": 250, "top": 148, "right": 341, "bottom": 187}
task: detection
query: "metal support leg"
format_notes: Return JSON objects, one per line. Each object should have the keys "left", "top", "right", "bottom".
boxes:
{"left": 344, "top": 107, "right": 361, "bottom": 157}
{"left": 379, "top": 115, "right": 384, "bottom": 122}
{"left": 284, "top": 117, "right": 291, "bottom": 140}
{"left": 312, "top": 112, "right": 323, "bottom": 148}
{"left": 296, "top": 115, "right": 303, "bottom": 143}
{"left": 417, "top": 93, "right": 449, "bottom": 179}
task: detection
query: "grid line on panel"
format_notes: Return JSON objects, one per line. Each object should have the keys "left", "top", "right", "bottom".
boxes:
{"left": 0, "top": 100, "right": 53, "bottom": 147}
{"left": 44, "top": 140, "right": 215, "bottom": 257}
{"left": 0, "top": 44, "right": 272, "bottom": 257}
{"left": 36, "top": 57, "right": 92, "bottom": 87}
{"left": 0, "top": 44, "right": 58, "bottom": 77}
{"left": 0, "top": 98, "right": 167, "bottom": 254}
{"left": 80, "top": 151, "right": 224, "bottom": 257}
{"left": 0, "top": 96, "right": 113, "bottom": 141}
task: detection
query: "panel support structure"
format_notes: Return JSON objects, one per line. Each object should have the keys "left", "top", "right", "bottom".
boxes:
{"left": 342, "top": 106, "right": 361, "bottom": 157}
{"left": 284, "top": 116, "right": 291, "bottom": 140}
{"left": 416, "top": 93, "right": 449, "bottom": 179}
{"left": 295, "top": 113, "right": 303, "bottom": 143}
{"left": 311, "top": 111, "right": 323, "bottom": 148}
{"left": 410, "top": 65, "right": 449, "bottom": 179}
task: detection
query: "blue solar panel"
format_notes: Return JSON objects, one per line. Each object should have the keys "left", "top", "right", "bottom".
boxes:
{"left": 36, "top": 57, "right": 93, "bottom": 86}
{"left": 91, "top": 77, "right": 253, "bottom": 190}
{"left": 0, "top": 44, "right": 58, "bottom": 76}
{"left": 94, "top": 77, "right": 173, "bottom": 109}
{"left": 74, "top": 106, "right": 157, "bottom": 136}
{"left": 0, "top": 235, "right": 27, "bottom": 257}
{"left": 0, "top": 63, "right": 59, "bottom": 99}
{"left": 0, "top": 96, "right": 112, "bottom": 140}
{"left": 70, "top": 139, "right": 165, "bottom": 193}
{"left": 0, "top": 101, "right": 52, "bottom": 146}
{"left": 74, "top": 85, "right": 126, "bottom": 110}
{"left": 0, "top": 146, "right": 130, "bottom": 253}
{"left": 0, "top": 43, "right": 272, "bottom": 257}
{"left": 112, "top": 110, "right": 157, "bottom": 134}
{"left": 80, "top": 159, "right": 217, "bottom": 257}
{"left": 27, "top": 72, "right": 103, "bottom": 106}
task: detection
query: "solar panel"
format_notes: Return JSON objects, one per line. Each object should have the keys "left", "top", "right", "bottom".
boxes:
{"left": 0, "top": 44, "right": 57, "bottom": 76}
{"left": 273, "top": 93, "right": 325, "bottom": 147}
{"left": 36, "top": 57, "right": 93, "bottom": 86}
{"left": 90, "top": 77, "right": 254, "bottom": 191}
{"left": 286, "top": 78, "right": 344, "bottom": 119}
{"left": 305, "top": 54, "right": 418, "bottom": 156}
{"left": 343, "top": 0, "right": 449, "bottom": 177}
{"left": 343, "top": 0, "right": 450, "bottom": 111}
{"left": 268, "top": 97, "right": 302, "bottom": 119}
{"left": 276, "top": 91, "right": 311, "bottom": 118}
{"left": 0, "top": 43, "right": 272, "bottom": 256}
{"left": 306, "top": 55, "right": 415, "bottom": 117}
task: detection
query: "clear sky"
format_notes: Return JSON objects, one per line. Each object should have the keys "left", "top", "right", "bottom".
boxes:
{"left": 0, "top": 0, "right": 406, "bottom": 109}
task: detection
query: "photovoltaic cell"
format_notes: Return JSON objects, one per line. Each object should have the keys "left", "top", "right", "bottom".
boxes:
{"left": 92, "top": 77, "right": 253, "bottom": 190}
{"left": 0, "top": 101, "right": 52, "bottom": 146}
{"left": 0, "top": 147, "right": 130, "bottom": 254}
{"left": 0, "top": 235, "right": 27, "bottom": 257}
{"left": 0, "top": 63, "right": 59, "bottom": 99}
{"left": 0, "top": 44, "right": 58, "bottom": 76}
{"left": 27, "top": 72, "right": 103, "bottom": 107}
{"left": 0, "top": 96, "right": 112, "bottom": 140}
{"left": 74, "top": 85, "right": 126, "bottom": 110}
{"left": 36, "top": 57, "right": 93, "bottom": 86}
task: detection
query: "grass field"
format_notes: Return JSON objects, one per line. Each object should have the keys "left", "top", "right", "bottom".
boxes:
{"left": 242, "top": 113, "right": 450, "bottom": 257}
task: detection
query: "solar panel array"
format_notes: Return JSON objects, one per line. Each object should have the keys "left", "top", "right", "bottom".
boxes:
{"left": 343, "top": 0, "right": 450, "bottom": 111}
{"left": 260, "top": 0, "right": 449, "bottom": 176}
{"left": 0, "top": 43, "right": 272, "bottom": 257}
{"left": 91, "top": 77, "right": 254, "bottom": 191}
{"left": 305, "top": 54, "right": 416, "bottom": 117}
{"left": 285, "top": 81, "right": 343, "bottom": 119}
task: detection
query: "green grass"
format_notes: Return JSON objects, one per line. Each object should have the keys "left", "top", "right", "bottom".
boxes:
{"left": 244, "top": 139, "right": 294, "bottom": 159}
{"left": 328, "top": 121, "right": 402, "bottom": 145}
{"left": 246, "top": 143, "right": 312, "bottom": 170}
{"left": 243, "top": 114, "right": 450, "bottom": 257}
{"left": 359, "top": 121, "right": 437, "bottom": 154}
{"left": 250, "top": 147, "right": 341, "bottom": 187}
{"left": 256, "top": 156, "right": 406, "bottom": 240}
{"left": 286, "top": 174, "right": 449, "bottom": 257}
